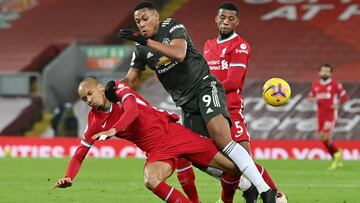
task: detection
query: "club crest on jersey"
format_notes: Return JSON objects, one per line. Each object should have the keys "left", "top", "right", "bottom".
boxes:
{"left": 221, "top": 60, "right": 228, "bottom": 70}
{"left": 220, "top": 47, "right": 227, "bottom": 58}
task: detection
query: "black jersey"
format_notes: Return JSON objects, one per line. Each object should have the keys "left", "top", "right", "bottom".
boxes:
{"left": 131, "top": 18, "right": 211, "bottom": 106}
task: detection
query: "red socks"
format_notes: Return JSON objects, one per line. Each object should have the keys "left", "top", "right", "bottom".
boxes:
{"left": 176, "top": 159, "right": 201, "bottom": 203}
{"left": 255, "top": 162, "right": 277, "bottom": 190}
{"left": 322, "top": 140, "right": 338, "bottom": 157}
{"left": 221, "top": 173, "right": 241, "bottom": 203}
{"left": 152, "top": 181, "right": 192, "bottom": 203}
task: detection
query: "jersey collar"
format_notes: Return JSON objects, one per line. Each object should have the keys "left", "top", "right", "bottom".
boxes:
{"left": 217, "top": 32, "right": 238, "bottom": 44}
{"left": 97, "top": 102, "right": 112, "bottom": 113}
{"left": 320, "top": 78, "right": 332, "bottom": 85}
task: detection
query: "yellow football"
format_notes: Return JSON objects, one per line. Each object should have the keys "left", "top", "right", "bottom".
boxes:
{"left": 262, "top": 78, "right": 291, "bottom": 106}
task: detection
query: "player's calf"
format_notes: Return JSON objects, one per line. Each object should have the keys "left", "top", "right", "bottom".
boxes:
{"left": 145, "top": 161, "right": 192, "bottom": 203}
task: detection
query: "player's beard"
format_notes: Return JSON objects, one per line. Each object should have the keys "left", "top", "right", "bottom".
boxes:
{"left": 219, "top": 30, "right": 234, "bottom": 41}
{"left": 320, "top": 76, "right": 330, "bottom": 81}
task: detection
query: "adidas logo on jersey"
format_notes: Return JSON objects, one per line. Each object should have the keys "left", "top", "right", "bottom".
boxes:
{"left": 147, "top": 52, "right": 154, "bottom": 59}
{"left": 206, "top": 108, "right": 214, "bottom": 114}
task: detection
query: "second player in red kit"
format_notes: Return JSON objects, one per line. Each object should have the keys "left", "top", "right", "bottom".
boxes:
{"left": 204, "top": 21, "right": 251, "bottom": 143}
{"left": 309, "top": 64, "right": 348, "bottom": 170}
{"left": 202, "top": 2, "right": 284, "bottom": 203}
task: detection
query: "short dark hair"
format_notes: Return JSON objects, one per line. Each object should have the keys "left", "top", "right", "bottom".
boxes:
{"left": 218, "top": 2, "right": 239, "bottom": 16}
{"left": 134, "top": 1, "right": 157, "bottom": 12}
{"left": 319, "top": 63, "right": 333, "bottom": 72}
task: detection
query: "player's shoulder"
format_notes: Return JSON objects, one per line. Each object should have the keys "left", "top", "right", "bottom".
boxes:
{"left": 115, "top": 81, "right": 133, "bottom": 95}
{"left": 234, "top": 34, "right": 250, "bottom": 49}
{"left": 311, "top": 80, "right": 320, "bottom": 87}
{"left": 161, "top": 18, "right": 185, "bottom": 32}
{"left": 332, "top": 80, "right": 344, "bottom": 88}
{"left": 161, "top": 18, "right": 181, "bottom": 27}
{"left": 205, "top": 38, "right": 217, "bottom": 46}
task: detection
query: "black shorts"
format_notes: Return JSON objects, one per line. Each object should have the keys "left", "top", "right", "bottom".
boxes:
{"left": 181, "top": 79, "right": 231, "bottom": 137}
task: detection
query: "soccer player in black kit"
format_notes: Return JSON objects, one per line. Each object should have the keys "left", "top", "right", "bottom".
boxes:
{"left": 118, "top": 2, "right": 276, "bottom": 203}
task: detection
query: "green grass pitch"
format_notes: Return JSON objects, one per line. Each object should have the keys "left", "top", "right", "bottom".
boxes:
{"left": 1, "top": 158, "right": 359, "bottom": 203}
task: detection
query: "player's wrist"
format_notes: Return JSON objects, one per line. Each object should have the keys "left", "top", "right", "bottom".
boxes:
{"left": 138, "top": 35, "right": 148, "bottom": 46}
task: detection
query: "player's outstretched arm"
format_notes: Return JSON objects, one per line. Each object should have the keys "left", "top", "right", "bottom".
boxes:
{"left": 104, "top": 80, "right": 139, "bottom": 132}
{"left": 53, "top": 144, "right": 90, "bottom": 189}
{"left": 122, "top": 68, "right": 143, "bottom": 89}
{"left": 118, "top": 29, "right": 187, "bottom": 62}
{"left": 147, "top": 38, "right": 187, "bottom": 62}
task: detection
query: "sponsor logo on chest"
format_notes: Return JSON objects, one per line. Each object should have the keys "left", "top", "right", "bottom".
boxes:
{"left": 316, "top": 92, "right": 331, "bottom": 99}
{"left": 208, "top": 60, "right": 228, "bottom": 70}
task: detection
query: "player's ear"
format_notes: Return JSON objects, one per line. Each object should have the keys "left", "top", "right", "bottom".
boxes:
{"left": 153, "top": 11, "right": 160, "bottom": 23}
{"left": 98, "top": 84, "right": 105, "bottom": 92}
{"left": 235, "top": 16, "right": 239, "bottom": 26}
{"left": 215, "top": 14, "right": 220, "bottom": 24}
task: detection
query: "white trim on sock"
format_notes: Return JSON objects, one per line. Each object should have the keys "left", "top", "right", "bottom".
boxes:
{"left": 165, "top": 187, "right": 174, "bottom": 202}
{"left": 224, "top": 142, "right": 270, "bottom": 193}
{"left": 175, "top": 165, "right": 193, "bottom": 172}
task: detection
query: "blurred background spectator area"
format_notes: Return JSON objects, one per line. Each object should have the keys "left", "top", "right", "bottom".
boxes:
{"left": 0, "top": 0, "right": 359, "bottom": 139}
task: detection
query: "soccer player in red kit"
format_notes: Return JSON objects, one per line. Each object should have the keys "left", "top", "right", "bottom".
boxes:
{"left": 53, "top": 77, "right": 276, "bottom": 203}
{"left": 200, "top": 2, "right": 283, "bottom": 203}
{"left": 309, "top": 64, "right": 348, "bottom": 170}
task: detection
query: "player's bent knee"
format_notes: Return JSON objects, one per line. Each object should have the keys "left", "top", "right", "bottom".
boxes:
{"left": 144, "top": 175, "right": 161, "bottom": 190}
{"left": 209, "top": 152, "right": 239, "bottom": 175}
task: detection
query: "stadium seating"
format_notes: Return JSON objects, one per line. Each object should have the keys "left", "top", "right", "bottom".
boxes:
{"left": 0, "top": 0, "right": 139, "bottom": 72}
{"left": 0, "top": 96, "right": 42, "bottom": 135}
{"left": 172, "top": 1, "right": 360, "bottom": 82}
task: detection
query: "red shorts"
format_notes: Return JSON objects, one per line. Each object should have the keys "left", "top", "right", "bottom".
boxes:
{"left": 318, "top": 118, "right": 336, "bottom": 134}
{"left": 145, "top": 122, "right": 219, "bottom": 171}
{"left": 229, "top": 110, "right": 250, "bottom": 142}
{"left": 318, "top": 111, "right": 337, "bottom": 133}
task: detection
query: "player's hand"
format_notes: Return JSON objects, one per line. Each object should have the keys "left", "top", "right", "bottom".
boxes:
{"left": 53, "top": 177, "right": 72, "bottom": 189}
{"left": 105, "top": 80, "right": 119, "bottom": 102}
{"left": 118, "top": 29, "right": 148, "bottom": 46}
{"left": 92, "top": 128, "right": 117, "bottom": 141}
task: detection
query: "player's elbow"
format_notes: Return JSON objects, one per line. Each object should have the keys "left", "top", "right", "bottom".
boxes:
{"left": 132, "top": 107, "right": 139, "bottom": 119}
{"left": 173, "top": 53, "right": 185, "bottom": 63}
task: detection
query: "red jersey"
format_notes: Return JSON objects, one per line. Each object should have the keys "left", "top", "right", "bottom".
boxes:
{"left": 64, "top": 82, "right": 218, "bottom": 180}
{"left": 203, "top": 33, "right": 251, "bottom": 112}
{"left": 309, "top": 79, "right": 348, "bottom": 115}
{"left": 82, "top": 82, "right": 179, "bottom": 153}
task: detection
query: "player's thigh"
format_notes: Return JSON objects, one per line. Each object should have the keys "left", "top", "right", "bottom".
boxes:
{"left": 176, "top": 126, "right": 219, "bottom": 168}
{"left": 206, "top": 115, "right": 233, "bottom": 148}
{"left": 319, "top": 131, "right": 332, "bottom": 141}
{"left": 199, "top": 83, "right": 233, "bottom": 146}
{"left": 318, "top": 119, "right": 335, "bottom": 140}
{"left": 144, "top": 160, "right": 174, "bottom": 189}
{"left": 207, "top": 152, "right": 239, "bottom": 175}
{"left": 182, "top": 110, "right": 209, "bottom": 137}
{"left": 197, "top": 81, "right": 231, "bottom": 126}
